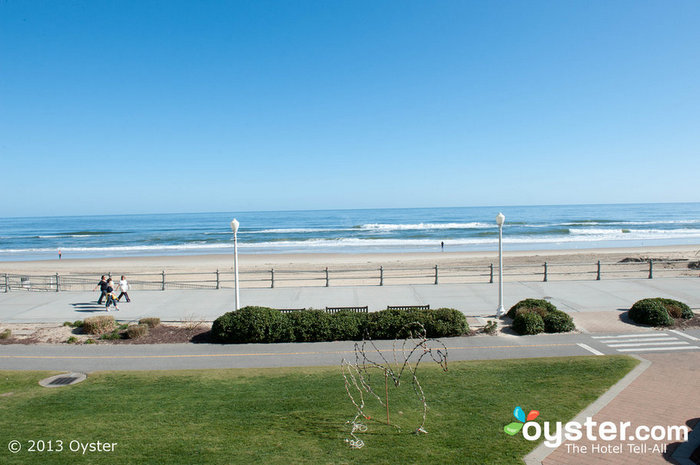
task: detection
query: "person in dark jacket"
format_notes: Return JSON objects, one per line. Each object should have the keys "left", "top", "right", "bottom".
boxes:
{"left": 93, "top": 275, "right": 109, "bottom": 304}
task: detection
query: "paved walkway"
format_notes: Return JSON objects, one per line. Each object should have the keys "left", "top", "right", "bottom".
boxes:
{"left": 541, "top": 351, "right": 700, "bottom": 465}
{"left": 0, "top": 277, "right": 698, "bottom": 323}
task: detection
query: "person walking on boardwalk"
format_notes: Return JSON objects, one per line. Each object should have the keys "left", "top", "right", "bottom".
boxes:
{"left": 93, "top": 275, "right": 109, "bottom": 304}
{"left": 105, "top": 278, "right": 119, "bottom": 311}
{"left": 117, "top": 275, "right": 131, "bottom": 302}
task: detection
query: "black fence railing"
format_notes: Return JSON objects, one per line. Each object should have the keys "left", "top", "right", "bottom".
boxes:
{"left": 2, "top": 259, "right": 697, "bottom": 293}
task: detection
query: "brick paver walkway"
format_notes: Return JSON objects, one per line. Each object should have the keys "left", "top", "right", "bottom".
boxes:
{"left": 543, "top": 352, "right": 700, "bottom": 464}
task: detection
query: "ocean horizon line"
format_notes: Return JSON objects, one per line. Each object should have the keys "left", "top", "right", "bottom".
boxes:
{"left": 3, "top": 201, "right": 700, "bottom": 221}
{"left": 2, "top": 203, "right": 700, "bottom": 262}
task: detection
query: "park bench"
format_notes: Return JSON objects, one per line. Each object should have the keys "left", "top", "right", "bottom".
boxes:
{"left": 386, "top": 305, "right": 430, "bottom": 310}
{"left": 325, "top": 306, "right": 369, "bottom": 314}
{"left": 276, "top": 308, "right": 307, "bottom": 313}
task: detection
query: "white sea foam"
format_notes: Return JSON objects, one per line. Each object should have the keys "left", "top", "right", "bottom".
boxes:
{"left": 2, "top": 227, "right": 700, "bottom": 255}
{"left": 359, "top": 222, "right": 491, "bottom": 231}
{"left": 251, "top": 228, "right": 352, "bottom": 234}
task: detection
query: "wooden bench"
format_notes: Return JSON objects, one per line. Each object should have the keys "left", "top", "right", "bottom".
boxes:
{"left": 386, "top": 305, "right": 430, "bottom": 310}
{"left": 325, "top": 306, "right": 368, "bottom": 314}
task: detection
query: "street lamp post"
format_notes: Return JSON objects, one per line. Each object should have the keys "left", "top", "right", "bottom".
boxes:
{"left": 496, "top": 212, "right": 505, "bottom": 317}
{"left": 230, "top": 218, "right": 240, "bottom": 310}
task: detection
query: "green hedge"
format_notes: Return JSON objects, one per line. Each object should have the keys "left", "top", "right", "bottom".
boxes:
{"left": 507, "top": 299, "right": 575, "bottom": 335}
{"left": 211, "top": 306, "right": 469, "bottom": 344}
{"left": 543, "top": 310, "right": 576, "bottom": 333}
{"left": 656, "top": 298, "right": 694, "bottom": 320}
{"left": 211, "top": 306, "right": 294, "bottom": 344}
{"left": 512, "top": 313, "right": 544, "bottom": 335}
{"left": 506, "top": 299, "right": 558, "bottom": 319}
{"left": 628, "top": 298, "right": 691, "bottom": 327}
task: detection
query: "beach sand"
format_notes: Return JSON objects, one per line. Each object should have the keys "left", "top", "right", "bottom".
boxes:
{"left": 1, "top": 245, "right": 698, "bottom": 290}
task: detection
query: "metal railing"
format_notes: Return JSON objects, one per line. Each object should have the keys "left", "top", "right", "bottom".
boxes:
{"left": 1, "top": 259, "right": 697, "bottom": 293}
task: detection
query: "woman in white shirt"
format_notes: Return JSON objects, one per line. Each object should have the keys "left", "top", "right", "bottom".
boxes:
{"left": 117, "top": 275, "right": 131, "bottom": 302}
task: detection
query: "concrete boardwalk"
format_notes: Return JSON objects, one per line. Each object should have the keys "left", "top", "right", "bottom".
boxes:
{"left": 0, "top": 277, "right": 698, "bottom": 323}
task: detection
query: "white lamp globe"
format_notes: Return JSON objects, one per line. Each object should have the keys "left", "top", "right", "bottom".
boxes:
{"left": 230, "top": 218, "right": 240, "bottom": 233}
{"left": 496, "top": 212, "right": 505, "bottom": 226}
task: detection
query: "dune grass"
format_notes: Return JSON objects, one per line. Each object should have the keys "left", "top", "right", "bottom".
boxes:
{"left": 0, "top": 356, "right": 637, "bottom": 464}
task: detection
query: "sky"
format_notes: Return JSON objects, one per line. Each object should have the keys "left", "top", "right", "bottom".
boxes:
{"left": 1, "top": 0, "right": 699, "bottom": 217}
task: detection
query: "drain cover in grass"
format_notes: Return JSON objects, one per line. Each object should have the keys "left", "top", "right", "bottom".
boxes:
{"left": 39, "top": 373, "right": 87, "bottom": 388}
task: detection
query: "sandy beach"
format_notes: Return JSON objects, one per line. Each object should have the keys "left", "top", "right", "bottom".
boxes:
{"left": 1, "top": 245, "right": 698, "bottom": 290}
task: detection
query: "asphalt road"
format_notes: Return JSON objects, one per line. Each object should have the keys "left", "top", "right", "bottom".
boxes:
{"left": 2, "top": 329, "right": 698, "bottom": 372}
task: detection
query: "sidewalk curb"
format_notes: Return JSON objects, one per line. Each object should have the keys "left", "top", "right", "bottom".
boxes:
{"left": 523, "top": 354, "right": 651, "bottom": 465}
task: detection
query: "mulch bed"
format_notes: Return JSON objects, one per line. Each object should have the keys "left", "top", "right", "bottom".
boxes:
{"left": 110, "top": 325, "right": 212, "bottom": 344}
{"left": 0, "top": 337, "right": 42, "bottom": 345}
{"left": 0, "top": 325, "right": 213, "bottom": 345}
{"left": 671, "top": 314, "right": 700, "bottom": 329}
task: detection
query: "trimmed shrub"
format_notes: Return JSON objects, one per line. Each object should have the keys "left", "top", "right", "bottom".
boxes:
{"left": 0, "top": 329, "right": 11, "bottom": 339}
{"left": 286, "top": 310, "right": 332, "bottom": 342}
{"left": 628, "top": 299, "right": 674, "bottom": 326}
{"left": 366, "top": 309, "right": 420, "bottom": 340}
{"left": 367, "top": 308, "right": 469, "bottom": 340}
{"left": 507, "top": 299, "right": 558, "bottom": 319}
{"left": 420, "top": 308, "right": 469, "bottom": 338}
{"left": 211, "top": 306, "right": 293, "bottom": 343}
{"left": 656, "top": 298, "right": 693, "bottom": 320}
{"left": 139, "top": 317, "right": 161, "bottom": 328}
{"left": 211, "top": 307, "right": 468, "bottom": 343}
{"left": 127, "top": 324, "right": 149, "bottom": 339}
{"left": 628, "top": 298, "right": 693, "bottom": 325}
{"left": 66, "top": 336, "right": 78, "bottom": 344}
{"left": 327, "top": 311, "right": 369, "bottom": 341}
{"left": 543, "top": 311, "right": 576, "bottom": 333}
{"left": 507, "top": 298, "right": 575, "bottom": 334}
{"left": 83, "top": 315, "right": 116, "bottom": 335}
{"left": 512, "top": 312, "right": 545, "bottom": 335}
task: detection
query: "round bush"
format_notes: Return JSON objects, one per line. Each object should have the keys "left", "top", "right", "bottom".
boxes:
{"left": 628, "top": 299, "right": 674, "bottom": 327}
{"left": 211, "top": 306, "right": 293, "bottom": 343}
{"left": 420, "top": 308, "right": 469, "bottom": 338}
{"left": 138, "top": 317, "right": 161, "bottom": 328}
{"left": 507, "top": 299, "right": 558, "bottom": 319}
{"left": 83, "top": 315, "right": 116, "bottom": 335}
{"left": 543, "top": 311, "right": 575, "bottom": 333}
{"left": 656, "top": 298, "right": 693, "bottom": 320}
{"left": 512, "top": 312, "right": 545, "bottom": 335}
{"left": 127, "top": 324, "right": 149, "bottom": 339}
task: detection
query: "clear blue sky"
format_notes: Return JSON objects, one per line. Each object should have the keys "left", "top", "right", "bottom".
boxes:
{"left": 1, "top": 1, "right": 699, "bottom": 217}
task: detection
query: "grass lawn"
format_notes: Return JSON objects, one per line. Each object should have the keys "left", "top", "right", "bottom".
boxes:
{"left": 0, "top": 356, "right": 637, "bottom": 464}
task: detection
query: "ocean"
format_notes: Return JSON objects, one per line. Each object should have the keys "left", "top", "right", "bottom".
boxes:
{"left": 1, "top": 203, "right": 699, "bottom": 261}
